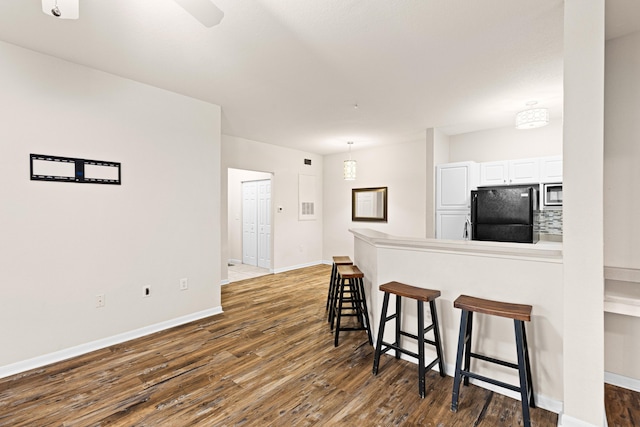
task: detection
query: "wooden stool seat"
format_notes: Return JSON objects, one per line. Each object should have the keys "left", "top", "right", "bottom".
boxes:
{"left": 336, "top": 264, "right": 363, "bottom": 279}
{"left": 333, "top": 256, "right": 353, "bottom": 265}
{"left": 326, "top": 256, "right": 353, "bottom": 321}
{"left": 373, "top": 281, "right": 445, "bottom": 398}
{"left": 380, "top": 281, "right": 441, "bottom": 302}
{"left": 451, "top": 294, "right": 535, "bottom": 427}
{"left": 454, "top": 295, "right": 531, "bottom": 321}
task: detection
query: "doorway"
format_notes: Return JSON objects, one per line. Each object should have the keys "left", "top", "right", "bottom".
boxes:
{"left": 227, "top": 168, "right": 272, "bottom": 283}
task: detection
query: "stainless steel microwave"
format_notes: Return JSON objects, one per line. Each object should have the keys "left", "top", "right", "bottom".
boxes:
{"left": 543, "top": 183, "right": 563, "bottom": 207}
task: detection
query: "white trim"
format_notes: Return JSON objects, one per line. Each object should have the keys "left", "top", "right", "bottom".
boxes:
{"left": 558, "top": 413, "right": 602, "bottom": 427}
{"left": 220, "top": 279, "right": 230, "bottom": 286}
{"left": 228, "top": 258, "right": 242, "bottom": 266}
{"left": 273, "top": 260, "right": 323, "bottom": 274}
{"left": 0, "top": 306, "right": 223, "bottom": 380}
{"left": 374, "top": 341, "right": 563, "bottom": 415}
{"left": 604, "top": 266, "right": 640, "bottom": 283}
{"left": 605, "top": 371, "right": 640, "bottom": 392}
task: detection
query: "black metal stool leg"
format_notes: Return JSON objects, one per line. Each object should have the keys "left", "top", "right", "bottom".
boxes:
{"left": 417, "top": 300, "right": 426, "bottom": 398}
{"left": 515, "top": 320, "right": 532, "bottom": 427}
{"left": 327, "top": 263, "right": 336, "bottom": 311}
{"left": 451, "top": 309, "right": 469, "bottom": 412}
{"left": 334, "top": 277, "right": 346, "bottom": 346}
{"left": 395, "top": 294, "right": 402, "bottom": 359}
{"left": 356, "top": 277, "right": 373, "bottom": 345}
{"left": 522, "top": 324, "right": 535, "bottom": 408}
{"left": 463, "top": 311, "right": 473, "bottom": 387}
{"left": 429, "top": 300, "right": 446, "bottom": 377}
{"left": 373, "top": 291, "right": 391, "bottom": 375}
{"left": 327, "top": 263, "right": 337, "bottom": 321}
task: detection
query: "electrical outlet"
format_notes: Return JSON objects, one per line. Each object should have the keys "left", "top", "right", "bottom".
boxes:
{"left": 143, "top": 286, "right": 151, "bottom": 297}
{"left": 179, "top": 278, "right": 188, "bottom": 291}
{"left": 96, "top": 294, "right": 105, "bottom": 308}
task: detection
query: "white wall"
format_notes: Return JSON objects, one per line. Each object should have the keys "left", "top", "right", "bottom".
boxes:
{"left": 603, "top": 31, "right": 640, "bottom": 382}
{"left": 227, "top": 168, "right": 271, "bottom": 264}
{"left": 448, "top": 120, "right": 563, "bottom": 163}
{"left": 322, "top": 140, "right": 428, "bottom": 261}
{"left": 221, "top": 135, "right": 323, "bottom": 274}
{"left": 0, "top": 41, "right": 221, "bottom": 369}
{"left": 426, "top": 128, "right": 450, "bottom": 238}
{"left": 562, "top": 1, "right": 605, "bottom": 426}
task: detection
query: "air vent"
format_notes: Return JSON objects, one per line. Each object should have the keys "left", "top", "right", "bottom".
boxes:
{"left": 301, "top": 202, "right": 315, "bottom": 216}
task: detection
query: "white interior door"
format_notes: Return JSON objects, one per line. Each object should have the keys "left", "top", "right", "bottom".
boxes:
{"left": 242, "top": 181, "right": 257, "bottom": 266}
{"left": 242, "top": 179, "right": 271, "bottom": 268}
{"left": 257, "top": 180, "right": 271, "bottom": 269}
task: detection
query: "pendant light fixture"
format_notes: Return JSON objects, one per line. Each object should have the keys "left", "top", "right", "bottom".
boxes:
{"left": 343, "top": 141, "right": 356, "bottom": 181}
{"left": 515, "top": 101, "right": 549, "bottom": 130}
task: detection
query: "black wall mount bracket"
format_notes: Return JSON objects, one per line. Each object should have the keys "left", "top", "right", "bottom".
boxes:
{"left": 30, "top": 154, "right": 121, "bottom": 185}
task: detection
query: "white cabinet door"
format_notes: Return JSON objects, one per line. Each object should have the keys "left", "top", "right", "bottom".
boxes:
{"left": 436, "top": 162, "right": 478, "bottom": 210}
{"left": 540, "top": 156, "right": 563, "bottom": 183}
{"left": 480, "top": 161, "right": 509, "bottom": 186}
{"left": 436, "top": 211, "right": 469, "bottom": 240}
{"left": 480, "top": 158, "right": 540, "bottom": 186}
{"left": 509, "top": 158, "right": 540, "bottom": 185}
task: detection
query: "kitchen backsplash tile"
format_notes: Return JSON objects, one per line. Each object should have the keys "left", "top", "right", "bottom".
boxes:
{"left": 535, "top": 210, "right": 563, "bottom": 239}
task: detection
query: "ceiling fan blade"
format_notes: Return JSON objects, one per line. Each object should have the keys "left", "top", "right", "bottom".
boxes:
{"left": 173, "top": 0, "right": 224, "bottom": 28}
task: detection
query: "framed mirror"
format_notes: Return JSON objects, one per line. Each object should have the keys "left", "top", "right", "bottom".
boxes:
{"left": 352, "top": 187, "right": 388, "bottom": 222}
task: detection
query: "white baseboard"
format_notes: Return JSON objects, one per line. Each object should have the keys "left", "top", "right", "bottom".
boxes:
{"left": 558, "top": 413, "right": 604, "bottom": 427}
{"left": 375, "top": 341, "right": 563, "bottom": 415}
{"left": 605, "top": 371, "right": 640, "bottom": 392}
{"left": 0, "top": 306, "right": 223, "bottom": 380}
{"left": 273, "top": 260, "right": 323, "bottom": 274}
{"left": 228, "top": 258, "right": 242, "bottom": 265}
{"left": 220, "top": 279, "right": 230, "bottom": 286}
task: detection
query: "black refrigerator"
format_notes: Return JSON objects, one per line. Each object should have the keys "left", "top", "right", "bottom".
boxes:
{"left": 471, "top": 186, "right": 538, "bottom": 243}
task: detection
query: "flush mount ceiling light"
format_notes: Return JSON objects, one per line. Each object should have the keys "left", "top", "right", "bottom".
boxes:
{"left": 515, "top": 101, "right": 550, "bottom": 130}
{"left": 42, "top": 0, "right": 79, "bottom": 19}
{"left": 343, "top": 141, "right": 356, "bottom": 181}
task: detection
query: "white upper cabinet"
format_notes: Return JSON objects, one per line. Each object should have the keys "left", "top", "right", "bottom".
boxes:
{"left": 479, "top": 158, "right": 540, "bottom": 186}
{"left": 436, "top": 162, "right": 478, "bottom": 210}
{"left": 540, "top": 156, "right": 563, "bottom": 183}
{"left": 479, "top": 161, "right": 509, "bottom": 186}
{"left": 509, "top": 158, "right": 540, "bottom": 185}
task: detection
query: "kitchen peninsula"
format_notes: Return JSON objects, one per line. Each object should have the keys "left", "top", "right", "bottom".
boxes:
{"left": 351, "top": 228, "right": 564, "bottom": 413}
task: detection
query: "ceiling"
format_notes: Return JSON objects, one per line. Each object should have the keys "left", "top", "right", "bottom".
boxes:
{"left": 0, "top": 1, "right": 638, "bottom": 155}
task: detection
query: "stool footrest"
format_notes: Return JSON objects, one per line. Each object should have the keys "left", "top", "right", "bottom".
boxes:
{"left": 470, "top": 352, "right": 519, "bottom": 370}
{"left": 379, "top": 341, "right": 441, "bottom": 370}
{"left": 399, "top": 327, "right": 436, "bottom": 343}
{"left": 460, "top": 370, "right": 522, "bottom": 393}
{"left": 338, "top": 326, "right": 368, "bottom": 332}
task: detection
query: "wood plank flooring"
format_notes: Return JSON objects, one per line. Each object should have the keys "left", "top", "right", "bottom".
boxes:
{"left": 606, "top": 384, "right": 640, "bottom": 427}
{"left": 0, "top": 264, "right": 631, "bottom": 426}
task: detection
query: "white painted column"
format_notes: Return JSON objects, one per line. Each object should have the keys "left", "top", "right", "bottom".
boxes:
{"left": 562, "top": 1, "right": 605, "bottom": 426}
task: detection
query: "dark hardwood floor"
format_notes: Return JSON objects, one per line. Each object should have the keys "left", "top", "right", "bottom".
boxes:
{"left": 0, "top": 264, "right": 633, "bottom": 426}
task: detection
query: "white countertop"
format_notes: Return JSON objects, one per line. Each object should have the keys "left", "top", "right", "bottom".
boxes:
{"left": 350, "top": 228, "right": 563, "bottom": 262}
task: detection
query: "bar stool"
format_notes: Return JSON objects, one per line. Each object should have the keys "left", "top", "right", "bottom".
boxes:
{"left": 331, "top": 264, "right": 373, "bottom": 347}
{"left": 326, "top": 256, "right": 353, "bottom": 323}
{"left": 450, "top": 295, "right": 535, "bottom": 427}
{"left": 372, "top": 281, "right": 445, "bottom": 398}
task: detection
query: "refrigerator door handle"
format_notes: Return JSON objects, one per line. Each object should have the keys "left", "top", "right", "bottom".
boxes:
{"left": 463, "top": 217, "right": 471, "bottom": 240}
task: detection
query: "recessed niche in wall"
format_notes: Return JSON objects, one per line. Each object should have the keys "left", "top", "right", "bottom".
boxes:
{"left": 30, "top": 154, "right": 121, "bottom": 185}
{"left": 298, "top": 174, "right": 317, "bottom": 220}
